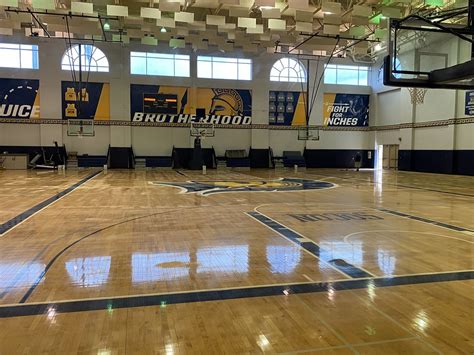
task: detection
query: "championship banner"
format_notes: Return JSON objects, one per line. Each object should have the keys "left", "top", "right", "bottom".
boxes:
{"left": 130, "top": 84, "right": 252, "bottom": 125}
{"left": 269, "top": 91, "right": 306, "bottom": 126}
{"left": 61, "top": 81, "right": 110, "bottom": 120}
{"left": 0, "top": 78, "right": 40, "bottom": 118}
{"left": 323, "top": 93, "right": 369, "bottom": 127}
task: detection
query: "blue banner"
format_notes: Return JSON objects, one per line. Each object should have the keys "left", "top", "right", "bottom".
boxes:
{"left": 61, "top": 81, "right": 110, "bottom": 120}
{"left": 130, "top": 84, "right": 252, "bottom": 124}
{"left": 269, "top": 91, "right": 306, "bottom": 126}
{"left": 0, "top": 78, "right": 40, "bottom": 118}
{"left": 465, "top": 91, "right": 474, "bottom": 116}
{"left": 323, "top": 93, "right": 369, "bottom": 127}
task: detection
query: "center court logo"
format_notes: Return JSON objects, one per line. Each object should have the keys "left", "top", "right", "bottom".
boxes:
{"left": 152, "top": 178, "right": 336, "bottom": 196}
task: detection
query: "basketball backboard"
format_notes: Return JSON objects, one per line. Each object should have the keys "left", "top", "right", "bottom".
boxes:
{"left": 190, "top": 122, "right": 215, "bottom": 138}
{"left": 383, "top": 7, "right": 474, "bottom": 90}
{"left": 67, "top": 119, "right": 95, "bottom": 137}
{"left": 297, "top": 126, "right": 320, "bottom": 141}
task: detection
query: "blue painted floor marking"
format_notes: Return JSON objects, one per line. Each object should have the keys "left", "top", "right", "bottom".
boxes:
{"left": 246, "top": 211, "right": 374, "bottom": 279}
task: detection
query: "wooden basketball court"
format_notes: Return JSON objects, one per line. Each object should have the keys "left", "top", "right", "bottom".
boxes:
{"left": 0, "top": 168, "right": 472, "bottom": 354}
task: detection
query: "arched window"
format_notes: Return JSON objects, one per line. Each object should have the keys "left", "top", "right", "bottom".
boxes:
{"left": 61, "top": 44, "right": 109, "bottom": 72}
{"left": 270, "top": 57, "right": 306, "bottom": 82}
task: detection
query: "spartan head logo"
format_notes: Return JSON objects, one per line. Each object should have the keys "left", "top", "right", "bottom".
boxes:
{"left": 209, "top": 89, "right": 244, "bottom": 116}
{"left": 152, "top": 178, "right": 336, "bottom": 196}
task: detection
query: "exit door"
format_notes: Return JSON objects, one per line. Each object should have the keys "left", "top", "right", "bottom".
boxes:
{"left": 382, "top": 145, "right": 399, "bottom": 169}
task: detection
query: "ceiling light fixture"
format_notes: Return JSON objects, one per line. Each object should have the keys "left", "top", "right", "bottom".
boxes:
{"left": 374, "top": 43, "right": 382, "bottom": 51}
{"left": 161, "top": 27, "right": 167, "bottom": 33}
{"left": 103, "top": 22, "right": 110, "bottom": 31}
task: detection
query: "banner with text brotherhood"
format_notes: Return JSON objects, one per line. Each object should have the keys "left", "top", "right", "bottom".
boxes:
{"left": 323, "top": 93, "right": 369, "bottom": 127}
{"left": 130, "top": 84, "right": 252, "bottom": 125}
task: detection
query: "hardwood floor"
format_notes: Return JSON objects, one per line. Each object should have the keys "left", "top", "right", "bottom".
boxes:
{"left": 0, "top": 168, "right": 472, "bottom": 354}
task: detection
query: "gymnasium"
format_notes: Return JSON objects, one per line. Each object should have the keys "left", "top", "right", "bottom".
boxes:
{"left": 0, "top": 0, "right": 473, "bottom": 353}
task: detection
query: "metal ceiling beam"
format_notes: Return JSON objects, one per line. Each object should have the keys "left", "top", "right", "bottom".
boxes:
{"left": 394, "top": 15, "right": 474, "bottom": 42}
{"left": 98, "top": 15, "right": 108, "bottom": 42}
{"left": 4, "top": 8, "right": 120, "bottom": 21}
{"left": 298, "top": 32, "right": 381, "bottom": 42}
{"left": 27, "top": 8, "right": 51, "bottom": 38}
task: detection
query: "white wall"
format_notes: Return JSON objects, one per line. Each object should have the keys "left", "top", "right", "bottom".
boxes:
{"left": 0, "top": 34, "right": 376, "bottom": 155}
{"left": 0, "top": 124, "right": 40, "bottom": 146}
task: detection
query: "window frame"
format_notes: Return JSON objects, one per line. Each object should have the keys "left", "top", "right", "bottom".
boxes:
{"left": 0, "top": 43, "right": 39, "bottom": 70}
{"left": 270, "top": 57, "right": 306, "bottom": 83}
{"left": 130, "top": 51, "right": 190, "bottom": 77}
{"left": 61, "top": 44, "right": 109, "bottom": 73}
{"left": 324, "top": 64, "right": 369, "bottom": 86}
{"left": 196, "top": 56, "right": 252, "bottom": 81}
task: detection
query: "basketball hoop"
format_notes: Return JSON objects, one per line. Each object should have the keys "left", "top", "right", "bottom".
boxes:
{"left": 190, "top": 122, "right": 215, "bottom": 138}
{"left": 67, "top": 119, "right": 95, "bottom": 137}
{"left": 407, "top": 88, "right": 428, "bottom": 105}
{"left": 297, "top": 126, "right": 319, "bottom": 141}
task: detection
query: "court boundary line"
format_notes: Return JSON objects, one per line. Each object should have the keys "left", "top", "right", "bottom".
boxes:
{"left": 3, "top": 269, "right": 472, "bottom": 309}
{"left": 342, "top": 229, "right": 474, "bottom": 245}
{"left": 247, "top": 208, "right": 375, "bottom": 278}
{"left": 306, "top": 171, "right": 474, "bottom": 198}
{"left": 376, "top": 208, "right": 474, "bottom": 233}
{"left": 16, "top": 206, "right": 206, "bottom": 303}
{"left": 254, "top": 202, "right": 473, "bottom": 235}
{"left": 0, "top": 271, "right": 471, "bottom": 318}
{"left": 244, "top": 212, "right": 351, "bottom": 279}
{"left": 0, "top": 170, "right": 102, "bottom": 237}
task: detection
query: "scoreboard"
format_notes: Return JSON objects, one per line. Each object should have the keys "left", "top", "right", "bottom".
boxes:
{"left": 143, "top": 93, "right": 178, "bottom": 114}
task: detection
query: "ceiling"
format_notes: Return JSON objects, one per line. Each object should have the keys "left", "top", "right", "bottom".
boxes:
{"left": 0, "top": 0, "right": 469, "bottom": 57}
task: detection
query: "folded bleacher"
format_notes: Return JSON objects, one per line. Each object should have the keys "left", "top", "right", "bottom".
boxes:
{"left": 172, "top": 147, "right": 217, "bottom": 169}
{"left": 282, "top": 151, "right": 306, "bottom": 167}
{"left": 225, "top": 149, "right": 250, "bottom": 167}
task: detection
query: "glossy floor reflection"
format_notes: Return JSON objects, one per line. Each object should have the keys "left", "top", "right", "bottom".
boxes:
{"left": 0, "top": 168, "right": 472, "bottom": 354}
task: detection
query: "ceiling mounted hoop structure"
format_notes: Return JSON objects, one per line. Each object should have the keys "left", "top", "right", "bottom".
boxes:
{"left": 67, "top": 119, "right": 95, "bottom": 137}
{"left": 407, "top": 87, "right": 428, "bottom": 105}
{"left": 190, "top": 122, "right": 215, "bottom": 138}
{"left": 297, "top": 126, "right": 320, "bottom": 141}
{"left": 383, "top": 8, "right": 474, "bottom": 90}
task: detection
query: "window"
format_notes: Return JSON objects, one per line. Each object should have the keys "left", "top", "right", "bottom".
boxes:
{"left": 197, "top": 56, "right": 252, "bottom": 80}
{"left": 270, "top": 58, "right": 306, "bottom": 82}
{"left": 324, "top": 64, "right": 369, "bottom": 86}
{"left": 0, "top": 43, "right": 39, "bottom": 69}
{"left": 130, "top": 52, "right": 190, "bottom": 77}
{"left": 61, "top": 44, "right": 109, "bottom": 72}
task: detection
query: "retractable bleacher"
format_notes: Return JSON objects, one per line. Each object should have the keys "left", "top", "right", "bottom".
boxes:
{"left": 282, "top": 151, "right": 306, "bottom": 167}
{"left": 225, "top": 149, "right": 250, "bottom": 167}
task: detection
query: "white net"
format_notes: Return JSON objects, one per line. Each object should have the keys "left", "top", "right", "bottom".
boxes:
{"left": 407, "top": 88, "right": 428, "bottom": 105}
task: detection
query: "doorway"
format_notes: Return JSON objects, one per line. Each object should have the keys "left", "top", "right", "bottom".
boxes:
{"left": 382, "top": 145, "right": 399, "bottom": 169}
